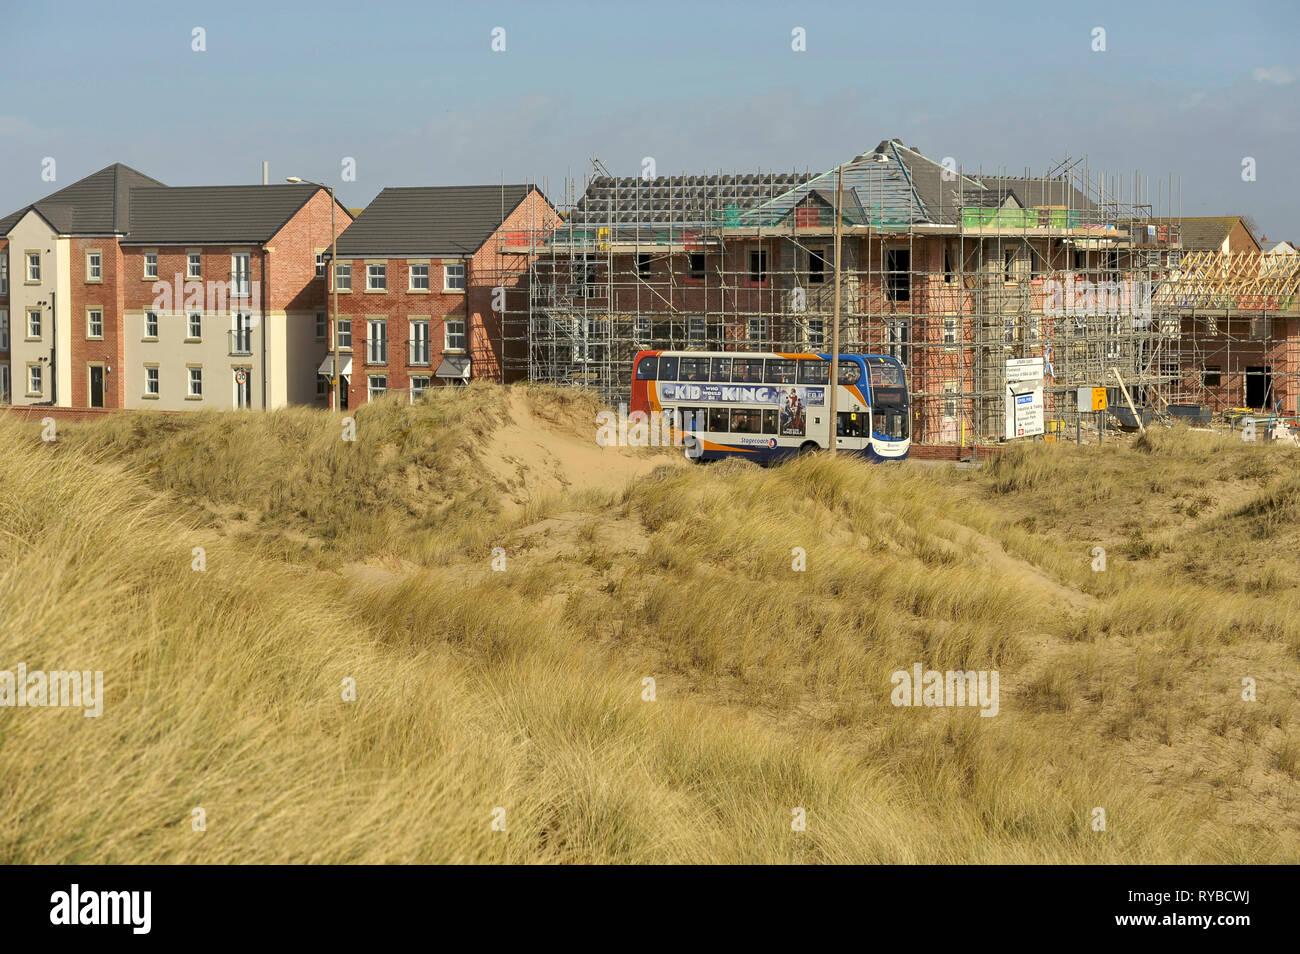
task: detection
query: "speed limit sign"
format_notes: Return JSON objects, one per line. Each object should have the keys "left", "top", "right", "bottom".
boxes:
{"left": 235, "top": 368, "right": 248, "bottom": 385}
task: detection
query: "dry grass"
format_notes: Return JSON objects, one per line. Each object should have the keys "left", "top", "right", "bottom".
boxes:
{"left": 1, "top": 387, "right": 1296, "bottom": 863}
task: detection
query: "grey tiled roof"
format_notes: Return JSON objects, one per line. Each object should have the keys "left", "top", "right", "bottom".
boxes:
{"left": 335, "top": 185, "right": 533, "bottom": 257}
{"left": 124, "top": 185, "right": 336, "bottom": 244}
{"left": 0, "top": 163, "right": 343, "bottom": 244}
{"left": 0, "top": 163, "right": 166, "bottom": 236}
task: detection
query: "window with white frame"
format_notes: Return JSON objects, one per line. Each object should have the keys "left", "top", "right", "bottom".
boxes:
{"left": 409, "top": 264, "right": 429, "bottom": 291}
{"left": 943, "top": 382, "right": 959, "bottom": 422}
{"left": 0, "top": 310, "right": 7, "bottom": 350}
{"left": 86, "top": 251, "right": 102, "bottom": 282}
{"left": 368, "top": 375, "right": 387, "bottom": 400}
{"left": 232, "top": 253, "right": 251, "bottom": 296}
{"left": 187, "top": 312, "right": 202, "bottom": 340}
{"left": 444, "top": 263, "right": 465, "bottom": 291}
{"left": 145, "top": 311, "right": 159, "bottom": 338}
{"left": 145, "top": 366, "right": 160, "bottom": 396}
{"left": 410, "top": 319, "right": 430, "bottom": 364}
{"left": 444, "top": 318, "right": 465, "bottom": 352}
{"left": 943, "top": 315, "right": 957, "bottom": 344}
{"left": 315, "top": 253, "right": 326, "bottom": 279}
{"left": 314, "top": 312, "right": 327, "bottom": 340}
{"left": 410, "top": 376, "right": 431, "bottom": 401}
{"left": 188, "top": 366, "right": 203, "bottom": 397}
{"left": 144, "top": 252, "right": 158, "bottom": 280}
{"left": 27, "top": 251, "right": 41, "bottom": 282}
{"left": 336, "top": 318, "right": 352, "bottom": 350}
{"left": 634, "top": 314, "right": 651, "bottom": 342}
{"left": 0, "top": 252, "right": 8, "bottom": 294}
{"left": 805, "top": 317, "right": 825, "bottom": 347}
{"left": 316, "top": 374, "right": 329, "bottom": 398}
{"left": 28, "top": 364, "right": 42, "bottom": 396}
{"left": 187, "top": 252, "right": 202, "bottom": 279}
{"left": 367, "top": 263, "right": 386, "bottom": 291}
{"left": 335, "top": 263, "right": 351, "bottom": 291}
{"left": 87, "top": 309, "right": 103, "bottom": 339}
{"left": 0, "top": 365, "right": 8, "bottom": 403}
{"left": 688, "top": 316, "right": 706, "bottom": 346}
{"left": 27, "top": 309, "right": 41, "bottom": 338}
{"left": 747, "top": 316, "right": 765, "bottom": 343}
{"left": 367, "top": 319, "right": 387, "bottom": 364}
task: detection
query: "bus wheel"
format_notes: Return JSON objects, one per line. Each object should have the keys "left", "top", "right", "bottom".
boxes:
{"left": 798, "top": 441, "right": 819, "bottom": 457}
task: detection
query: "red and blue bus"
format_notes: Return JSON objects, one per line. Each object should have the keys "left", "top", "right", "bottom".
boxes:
{"left": 630, "top": 350, "right": 910, "bottom": 462}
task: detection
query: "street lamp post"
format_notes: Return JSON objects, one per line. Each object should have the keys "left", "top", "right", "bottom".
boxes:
{"left": 287, "top": 176, "right": 341, "bottom": 411}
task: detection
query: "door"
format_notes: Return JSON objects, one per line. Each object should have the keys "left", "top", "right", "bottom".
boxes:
{"left": 234, "top": 367, "right": 252, "bottom": 409}
{"left": 1245, "top": 366, "right": 1271, "bottom": 409}
{"left": 89, "top": 366, "right": 105, "bottom": 408}
{"left": 835, "top": 410, "right": 869, "bottom": 452}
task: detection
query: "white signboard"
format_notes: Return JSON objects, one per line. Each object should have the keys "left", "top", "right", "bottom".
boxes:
{"left": 1006, "top": 384, "right": 1044, "bottom": 439}
{"left": 1005, "top": 357, "right": 1044, "bottom": 383}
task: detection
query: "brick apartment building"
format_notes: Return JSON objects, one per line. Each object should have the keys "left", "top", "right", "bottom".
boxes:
{"left": 0, "top": 163, "right": 350, "bottom": 410}
{"left": 326, "top": 184, "right": 558, "bottom": 407}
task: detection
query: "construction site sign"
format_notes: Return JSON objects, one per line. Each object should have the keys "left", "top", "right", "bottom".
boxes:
{"left": 1006, "top": 357, "right": 1044, "bottom": 383}
{"left": 1077, "top": 386, "right": 1107, "bottom": 412}
{"left": 1006, "top": 385, "right": 1045, "bottom": 439}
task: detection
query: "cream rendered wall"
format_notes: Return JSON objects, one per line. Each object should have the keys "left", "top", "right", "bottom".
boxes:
{"left": 5, "top": 210, "right": 68, "bottom": 406}
{"left": 123, "top": 307, "right": 266, "bottom": 411}
{"left": 284, "top": 310, "right": 327, "bottom": 406}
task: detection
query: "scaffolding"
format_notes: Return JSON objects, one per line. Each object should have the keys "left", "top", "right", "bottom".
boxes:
{"left": 506, "top": 142, "right": 1300, "bottom": 442}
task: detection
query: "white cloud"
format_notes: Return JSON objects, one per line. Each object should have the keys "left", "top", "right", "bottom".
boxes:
{"left": 1251, "top": 66, "right": 1296, "bottom": 85}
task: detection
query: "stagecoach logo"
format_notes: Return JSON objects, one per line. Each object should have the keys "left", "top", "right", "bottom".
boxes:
{"left": 660, "top": 384, "right": 825, "bottom": 405}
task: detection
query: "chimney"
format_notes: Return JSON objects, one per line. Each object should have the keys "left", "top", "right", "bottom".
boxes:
{"left": 262, "top": 161, "right": 269, "bottom": 185}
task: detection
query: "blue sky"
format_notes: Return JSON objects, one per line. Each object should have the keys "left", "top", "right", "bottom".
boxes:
{"left": 2, "top": 0, "right": 1297, "bottom": 239}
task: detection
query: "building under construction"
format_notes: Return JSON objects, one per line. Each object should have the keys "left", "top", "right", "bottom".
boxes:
{"left": 507, "top": 139, "right": 1300, "bottom": 444}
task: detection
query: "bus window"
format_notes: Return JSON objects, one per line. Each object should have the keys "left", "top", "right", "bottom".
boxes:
{"left": 680, "top": 357, "right": 709, "bottom": 381}
{"left": 762, "top": 409, "right": 778, "bottom": 434}
{"left": 730, "top": 408, "right": 761, "bottom": 433}
{"left": 731, "top": 358, "right": 763, "bottom": 383}
{"left": 797, "top": 359, "right": 829, "bottom": 384}
{"left": 678, "top": 407, "right": 703, "bottom": 431}
{"left": 710, "top": 357, "right": 733, "bottom": 382}
{"left": 708, "top": 407, "right": 729, "bottom": 432}
{"left": 635, "top": 355, "right": 657, "bottom": 380}
{"left": 659, "top": 356, "right": 678, "bottom": 381}
{"left": 837, "top": 412, "right": 866, "bottom": 438}
{"left": 766, "top": 359, "right": 796, "bottom": 384}
{"left": 838, "top": 361, "right": 862, "bottom": 385}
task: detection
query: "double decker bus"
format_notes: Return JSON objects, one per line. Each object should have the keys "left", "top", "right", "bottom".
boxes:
{"left": 630, "top": 350, "right": 910, "bottom": 462}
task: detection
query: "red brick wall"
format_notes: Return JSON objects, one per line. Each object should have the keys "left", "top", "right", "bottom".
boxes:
{"left": 68, "top": 237, "right": 126, "bottom": 407}
{"left": 268, "top": 188, "right": 351, "bottom": 313}
{"left": 342, "top": 187, "right": 559, "bottom": 407}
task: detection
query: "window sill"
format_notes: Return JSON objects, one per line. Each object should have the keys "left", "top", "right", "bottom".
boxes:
{"left": 85, "top": 279, "right": 103, "bottom": 285}
{"left": 86, "top": 336, "right": 103, "bottom": 342}
{"left": 364, "top": 288, "right": 388, "bottom": 294}
{"left": 142, "top": 337, "right": 159, "bottom": 343}
{"left": 442, "top": 348, "right": 466, "bottom": 355}
{"left": 441, "top": 289, "right": 466, "bottom": 295}
{"left": 184, "top": 338, "right": 202, "bottom": 344}
{"left": 185, "top": 395, "right": 203, "bottom": 401}
{"left": 333, "top": 288, "right": 352, "bottom": 294}
{"left": 142, "top": 276, "right": 159, "bottom": 282}
{"left": 24, "top": 337, "right": 42, "bottom": 342}
{"left": 407, "top": 288, "right": 431, "bottom": 295}
{"left": 407, "top": 361, "right": 431, "bottom": 368}
{"left": 142, "top": 394, "right": 159, "bottom": 400}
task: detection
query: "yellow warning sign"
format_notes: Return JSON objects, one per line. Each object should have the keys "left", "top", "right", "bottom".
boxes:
{"left": 1077, "top": 386, "right": 1107, "bottom": 412}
